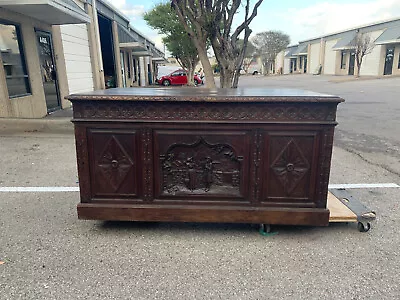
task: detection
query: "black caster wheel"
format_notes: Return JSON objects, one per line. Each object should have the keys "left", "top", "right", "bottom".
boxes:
{"left": 357, "top": 222, "right": 371, "bottom": 232}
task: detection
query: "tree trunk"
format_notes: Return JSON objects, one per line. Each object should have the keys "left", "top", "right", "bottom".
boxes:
{"left": 196, "top": 45, "right": 215, "bottom": 89}
{"left": 186, "top": 60, "right": 194, "bottom": 86}
{"left": 356, "top": 65, "right": 361, "bottom": 78}
{"left": 187, "top": 67, "right": 195, "bottom": 86}
{"left": 355, "top": 55, "right": 362, "bottom": 78}
{"left": 232, "top": 69, "right": 240, "bottom": 88}
{"left": 171, "top": 3, "right": 215, "bottom": 89}
{"left": 220, "top": 66, "right": 235, "bottom": 88}
{"left": 212, "top": 41, "right": 236, "bottom": 88}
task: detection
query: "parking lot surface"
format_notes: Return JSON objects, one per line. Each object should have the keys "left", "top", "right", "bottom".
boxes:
{"left": 1, "top": 75, "right": 399, "bottom": 299}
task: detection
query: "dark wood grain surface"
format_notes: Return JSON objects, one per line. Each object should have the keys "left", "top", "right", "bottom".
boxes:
{"left": 66, "top": 87, "right": 344, "bottom": 103}
{"left": 70, "top": 88, "right": 343, "bottom": 226}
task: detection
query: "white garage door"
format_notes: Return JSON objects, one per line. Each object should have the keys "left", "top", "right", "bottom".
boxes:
{"left": 309, "top": 43, "right": 320, "bottom": 74}
{"left": 324, "top": 39, "right": 338, "bottom": 75}
{"left": 60, "top": 24, "right": 94, "bottom": 94}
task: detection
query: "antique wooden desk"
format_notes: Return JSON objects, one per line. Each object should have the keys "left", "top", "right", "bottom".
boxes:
{"left": 67, "top": 88, "right": 344, "bottom": 226}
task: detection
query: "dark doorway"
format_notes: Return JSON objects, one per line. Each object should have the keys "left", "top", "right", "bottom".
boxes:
{"left": 36, "top": 30, "right": 60, "bottom": 112}
{"left": 98, "top": 14, "right": 116, "bottom": 88}
{"left": 348, "top": 51, "right": 355, "bottom": 75}
{"left": 290, "top": 58, "right": 297, "bottom": 73}
{"left": 383, "top": 46, "right": 395, "bottom": 75}
{"left": 304, "top": 57, "right": 308, "bottom": 73}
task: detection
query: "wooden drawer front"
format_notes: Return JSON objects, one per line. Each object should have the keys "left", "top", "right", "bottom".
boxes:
{"left": 262, "top": 131, "right": 319, "bottom": 205}
{"left": 87, "top": 129, "right": 139, "bottom": 199}
{"left": 154, "top": 130, "right": 251, "bottom": 201}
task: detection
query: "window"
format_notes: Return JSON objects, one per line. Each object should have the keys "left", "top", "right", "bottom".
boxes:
{"left": 127, "top": 53, "right": 131, "bottom": 78}
{"left": 398, "top": 52, "right": 400, "bottom": 69}
{"left": 340, "top": 51, "right": 346, "bottom": 69}
{"left": 0, "top": 22, "right": 31, "bottom": 97}
{"left": 299, "top": 57, "right": 303, "bottom": 69}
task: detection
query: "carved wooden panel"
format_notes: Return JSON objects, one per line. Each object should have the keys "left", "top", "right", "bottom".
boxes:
{"left": 74, "top": 126, "right": 91, "bottom": 202}
{"left": 87, "top": 129, "right": 139, "bottom": 199}
{"left": 262, "top": 132, "right": 318, "bottom": 204}
{"left": 141, "top": 128, "right": 153, "bottom": 201}
{"left": 154, "top": 130, "right": 251, "bottom": 200}
{"left": 73, "top": 102, "right": 338, "bottom": 123}
{"left": 315, "top": 128, "right": 335, "bottom": 208}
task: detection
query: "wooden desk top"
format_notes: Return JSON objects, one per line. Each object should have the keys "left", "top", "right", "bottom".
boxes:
{"left": 66, "top": 87, "right": 344, "bottom": 103}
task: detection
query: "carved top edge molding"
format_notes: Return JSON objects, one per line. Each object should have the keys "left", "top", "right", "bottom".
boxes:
{"left": 66, "top": 88, "right": 344, "bottom": 104}
{"left": 67, "top": 95, "right": 343, "bottom": 103}
{"left": 73, "top": 102, "right": 338, "bottom": 122}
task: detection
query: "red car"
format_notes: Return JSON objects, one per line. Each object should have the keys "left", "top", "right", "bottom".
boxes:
{"left": 157, "top": 69, "right": 203, "bottom": 86}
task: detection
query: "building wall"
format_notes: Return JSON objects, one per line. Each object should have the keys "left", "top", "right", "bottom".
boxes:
{"left": 283, "top": 57, "right": 290, "bottom": 74}
{"left": 275, "top": 51, "right": 284, "bottom": 74}
{"left": 360, "top": 30, "right": 385, "bottom": 76}
{"left": 308, "top": 42, "right": 320, "bottom": 74}
{"left": 0, "top": 8, "right": 50, "bottom": 118}
{"left": 60, "top": 24, "right": 94, "bottom": 94}
{"left": 323, "top": 39, "right": 338, "bottom": 75}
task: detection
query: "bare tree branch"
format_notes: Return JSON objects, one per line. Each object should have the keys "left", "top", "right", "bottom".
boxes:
{"left": 232, "top": 0, "right": 263, "bottom": 41}
{"left": 350, "top": 32, "right": 375, "bottom": 77}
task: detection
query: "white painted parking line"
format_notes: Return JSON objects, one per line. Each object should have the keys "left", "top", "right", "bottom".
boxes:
{"left": 0, "top": 187, "right": 79, "bottom": 192}
{"left": 328, "top": 183, "right": 399, "bottom": 189}
{"left": 0, "top": 183, "right": 398, "bottom": 192}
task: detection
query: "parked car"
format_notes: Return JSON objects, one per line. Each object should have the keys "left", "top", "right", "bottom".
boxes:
{"left": 157, "top": 69, "right": 203, "bottom": 86}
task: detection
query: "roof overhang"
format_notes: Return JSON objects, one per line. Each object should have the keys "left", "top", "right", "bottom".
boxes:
{"left": 294, "top": 44, "right": 308, "bottom": 56}
{"left": 333, "top": 46, "right": 356, "bottom": 51}
{"left": 285, "top": 48, "right": 298, "bottom": 58}
{"left": 375, "top": 26, "right": 400, "bottom": 45}
{"left": 0, "top": 0, "right": 91, "bottom": 24}
{"left": 332, "top": 31, "right": 357, "bottom": 51}
{"left": 375, "top": 39, "right": 400, "bottom": 45}
{"left": 120, "top": 42, "right": 148, "bottom": 52}
{"left": 131, "top": 51, "right": 151, "bottom": 57}
{"left": 152, "top": 57, "right": 167, "bottom": 63}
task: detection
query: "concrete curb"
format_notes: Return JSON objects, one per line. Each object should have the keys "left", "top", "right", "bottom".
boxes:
{"left": 0, "top": 117, "right": 73, "bottom": 135}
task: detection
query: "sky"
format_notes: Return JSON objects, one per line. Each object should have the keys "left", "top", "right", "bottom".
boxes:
{"left": 106, "top": 0, "right": 400, "bottom": 51}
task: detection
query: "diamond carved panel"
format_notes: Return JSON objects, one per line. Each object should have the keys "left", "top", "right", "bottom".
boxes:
{"left": 98, "top": 136, "right": 134, "bottom": 192}
{"left": 271, "top": 139, "right": 310, "bottom": 195}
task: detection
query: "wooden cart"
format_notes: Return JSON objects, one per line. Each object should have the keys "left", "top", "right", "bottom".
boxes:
{"left": 328, "top": 189, "right": 376, "bottom": 232}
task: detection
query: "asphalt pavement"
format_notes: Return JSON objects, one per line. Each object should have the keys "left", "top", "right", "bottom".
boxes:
{"left": 0, "top": 76, "right": 399, "bottom": 299}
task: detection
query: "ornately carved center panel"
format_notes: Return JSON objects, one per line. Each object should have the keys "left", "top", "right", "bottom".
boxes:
{"left": 160, "top": 137, "right": 243, "bottom": 196}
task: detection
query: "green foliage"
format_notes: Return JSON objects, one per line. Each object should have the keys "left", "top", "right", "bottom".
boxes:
{"left": 237, "top": 39, "right": 257, "bottom": 59}
{"left": 144, "top": 3, "right": 198, "bottom": 68}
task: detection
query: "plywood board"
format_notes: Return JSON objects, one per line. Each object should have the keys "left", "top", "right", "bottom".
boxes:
{"left": 328, "top": 192, "right": 357, "bottom": 222}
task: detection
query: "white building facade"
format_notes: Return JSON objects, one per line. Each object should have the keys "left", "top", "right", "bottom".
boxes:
{"left": 277, "top": 18, "right": 400, "bottom": 78}
{"left": 0, "top": 0, "right": 165, "bottom": 118}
